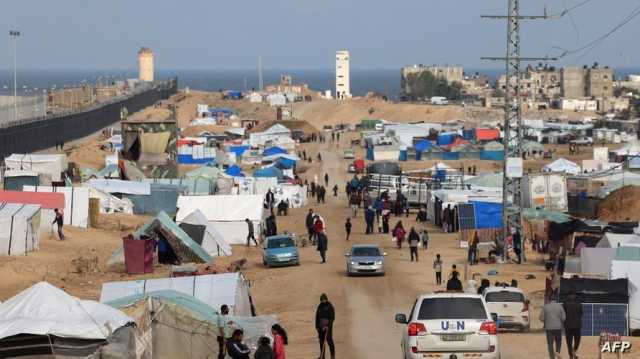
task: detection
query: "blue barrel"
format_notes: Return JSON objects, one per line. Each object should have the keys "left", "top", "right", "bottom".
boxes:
{"left": 366, "top": 147, "right": 374, "bottom": 160}
{"left": 415, "top": 151, "right": 422, "bottom": 160}
{"left": 399, "top": 146, "right": 408, "bottom": 161}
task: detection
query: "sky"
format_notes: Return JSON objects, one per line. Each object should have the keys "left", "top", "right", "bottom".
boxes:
{"left": 0, "top": 0, "right": 639, "bottom": 70}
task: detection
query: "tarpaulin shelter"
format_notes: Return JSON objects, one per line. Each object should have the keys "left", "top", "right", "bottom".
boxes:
{"left": 225, "top": 165, "right": 244, "bottom": 177}
{"left": 139, "top": 132, "right": 171, "bottom": 165}
{"left": 414, "top": 140, "right": 433, "bottom": 153}
{"left": 105, "top": 290, "right": 276, "bottom": 359}
{"left": 274, "top": 184, "right": 308, "bottom": 208}
{"left": 141, "top": 178, "right": 215, "bottom": 196}
{"left": 0, "top": 204, "right": 41, "bottom": 256}
{"left": 176, "top": 194, "right": 266, "bottom": 246}
{"left": 543, "top": 158, "right": 582, "bottom": 175}
{"left": 134, "top": 211, "right": 212, "bottom": 264}
{"left": 611, "top": 246, "right": 640, "bottom": 330}
{"left": 262, "top": 146, "right": 287, "bottom": 157}
{"left": 276, "top": 157, "right": 296, "bottom": 169}
{"left": 0, "top": 282, "right": 134, "bottom": 358}
{"left": 475, "top": 128, "right": 500, "bottom": 142}
{"left": 4, "top": 154, "right": 67, "bottom": 182}
{"left": 87, "top": 179, "right": 151, "bottom": 195}
{"left": 2, "top": 170, "right": 39, "bottom": 191}
{"left": 437, "top": 132, "right": 457, "bottom": 146}
{"left": 0, "top": 190, "right": 64, "bottom": 233}
{"left": 180, "top": 209, "right": 232, "bottom": 257}
{"left": 261, "top": 153, "right": 299, "bottom": 163}
{"left": 209, "top": 108, "right": 235, "bottom": 116}
{"left": 471, "top": 201, "right": 503, "bottom": 229}
{"left": 100, "top": 273, "right": 253, "bottom": 316}
{"left": 23, "top": 186, "right": 90, "bottom": 228}
{"left": 125, "top": 183, "right": 183, "bottom": 215}
{"left": 466, "top": 172, "right": 503, "bottom": 189}
{"left": 229, "top": 145, "right": 250, "bottom": 157}
{"left": 88, "top": 187, "right": 134, "bottom": 214}
{"left": 234, "top": 177, "right": 278, "bottom": 195}
{"left": 185, "top": 166, "right": 225, "bottom": 181}
{"left": 176, "top": 137, "right": 216, "bottom": 165}
{"left": 597, "top": 233, "right": 640, "bottom": 248}
{"left": 249, "top": 124, "right": 292, "bottom": 147}
{"left": 253, "top": 166, "right": 283, "bottom": 181}
{"left": 580, "top": 248, "right": 616, "bottom": 276}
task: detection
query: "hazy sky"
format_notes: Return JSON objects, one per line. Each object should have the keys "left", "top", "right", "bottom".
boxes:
{"left": 1, "top": 0, "right": 639, "bottom": 70}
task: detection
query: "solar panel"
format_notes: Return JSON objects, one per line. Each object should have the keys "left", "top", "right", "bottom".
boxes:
{"left": 581, "top": 303, "right": 628, "bottom": 336}
{"left": 458, "top": 203, "right": 476, "bottom": 231}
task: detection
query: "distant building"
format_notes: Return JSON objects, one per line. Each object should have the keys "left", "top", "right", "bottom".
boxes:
{"left": 616, "top": 74, "right": 640, "bottom": 92}
{"left": 336, "top": 50, "right": 351, "bottom": 100}
{"left": 280, "top": 74, "right": 293, "bottom": 86}
{"left": 561, "top": 65, "right": 613, "bottom": 99}
{"left": 138, "top": 47, "right": 154, "bottom": 82}
{"left": 497, "top": 64, "right": 560, "bottom": 100}
{"left": 400, "top": 64, "right": 463, "bottom": 99}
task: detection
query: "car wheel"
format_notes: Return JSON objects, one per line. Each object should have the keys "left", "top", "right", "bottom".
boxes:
{"left": 264, "top": 261, "right": 269, "bottom": 268}
{"left": 521, "top": 325, "right": 530, "bottom": 333}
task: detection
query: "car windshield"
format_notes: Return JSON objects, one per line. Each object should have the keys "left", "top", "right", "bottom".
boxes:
{"left": 352, "top": 247, "right": 380, "bottom": 257}
{"left": 418, "top": 298, "right": 488, "bottom": 320}
{"left": 485, "top": 291, "right": 525, "bottom": 303}
{"left": 267, "top": 237, "right": 294, "bottom": 249}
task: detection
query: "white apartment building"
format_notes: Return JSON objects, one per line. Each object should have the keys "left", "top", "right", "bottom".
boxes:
{"left": 336, "top": 50, "right": 351, "bottom": 99}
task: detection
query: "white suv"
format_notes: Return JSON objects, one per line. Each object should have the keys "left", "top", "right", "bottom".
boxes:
{"left": 395, "top": 292, "right": 500, "bottom": 359}
{"left": 482, "top": 286, "right": 530, "bottom": 332}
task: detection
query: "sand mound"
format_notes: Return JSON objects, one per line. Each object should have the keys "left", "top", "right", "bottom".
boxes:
{"left": 597, "top": 185, "right": 640, "bottom": 221}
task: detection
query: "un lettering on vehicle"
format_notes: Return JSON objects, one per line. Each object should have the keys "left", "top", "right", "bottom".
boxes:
{"left": 441, "top": 321, "right": 465, "bottom": 330}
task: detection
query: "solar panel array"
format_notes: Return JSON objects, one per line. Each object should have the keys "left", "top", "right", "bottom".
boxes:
{"left": 581, "top": 303, "right": 628, "bottom": 336}
{"left": 458, "top": 203, "right": 476, "bottom": 231}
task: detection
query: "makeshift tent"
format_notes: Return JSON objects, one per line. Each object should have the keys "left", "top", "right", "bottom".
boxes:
{"left": 87, "top": 179, "right": 151, "bottom": 195}
{"left": 466, "top": 172, "right": 503, "bottom": 189}
{"left": 471, "top": 201, "right": 503, "bottom": 229}
{"left": 180, "top": 209, "right": 232, "bottom": 257}
{"left": 225, "top": 165, "right": 244, "bottom": 177}
{"left": 522, "top": 140, "right": 545, "bottom": 153}
{"left": 249, "top": 124, "right": 292, "bottom": 147}
{"left": 262, "top": 146, "right": 287, "bottom": 157}
{"left": 88, "top": 187, "right": 134, "bottom": 214}
{"left": 483, "top": 141, "right": 504, "bottom": 151}
{"left": 580, "top": 248, "right": 616, "bottom": 275}
{"left": 0, "top": 203, "right": 41, "bottom": 256}
{"left": 522, "top": 208, "right": 571, "bottom": 223}
{"left": 134, "top": 211, "right": 212, "bottom": 264}
{"left": 139, "top": 132, "right": 171, "bottom": 165}
{"left": 597, "top": 233, "right": 640, "bottom": 248}
{"left": 414, "top": 140, "right": 433, "bottom": 153}
{"left": 373, "top": 145, "right": 400, "bottom": 161}
{"left": 100, "top": 273, "right": 253, "bottom": 316}
{"left": 228, "top": 145, "right": 250, "bottom": 158}
{"left": 106, "top": 290, "right": 276, "bottom": 359}
{"left": 185, "top": 166, "right": 225, "bottom": 181}
{"left": 141, "top": 178, "right": 215, "bottom": 196}
{"left": 176, "top": 195, "right": 266, "bottom": 246}
{"left": 475, "top": 128, "right": 500, "bottom": 142}
{"left": 437, "top": 132, "right": 456, "bottom": 146}
{"left": 23, "top": 186, "right": 90, "bottom": 228}
{"left": 274, "top": 184, "right": 308, "bottom": 208}
{"left": 0, "top": 190, "right": 64, "bottom": 233}
{"left": 261, "top": 153, "right": 300, "bottom": 163}
{"left": 2, "top": 170, "right": 39, "bottom": 191}
{"left": 124, "top": 183, "right": 183, "bottom": 215}
{"left": 176, "top": 137, "right": 216, "bottom": 165}
{"left": 611, "top": 247, "right": 640, "bottom": 330}
{"left": 0, "top": 281, "right": 133, "bottom": 339}
{"left": 4, "top": 154, "right": 67, "bottom": 182}
{"left": 543, "top": 158, "right": 582, "bottom": 175}
{"left": 253, "top": 166, "right": 283, "bottom": 181}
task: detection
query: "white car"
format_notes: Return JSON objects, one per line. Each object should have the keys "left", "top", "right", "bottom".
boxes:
{"left": 482, "top": 286, "right": 530, "bottom": 332}
{"left": 395, "top": 292, "right": 500, "bottom": 359}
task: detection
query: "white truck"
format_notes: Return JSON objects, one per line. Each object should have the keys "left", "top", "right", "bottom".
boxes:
{"left": 430, "top": 96, "right": 449, "bottom": 105}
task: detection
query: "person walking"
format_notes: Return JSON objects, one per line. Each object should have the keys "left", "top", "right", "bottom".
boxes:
{"left": 468, "top": 231, "right": 479, "bottom": 265}
{"left": 265, "top": 189, "right": 275, "bottom": 210}
{"left": 513, "top": 228, "right": 523, "bottom": 264}
{"left": 349, "top": 193, "right": 359, "bottom": 218}
{"left": 271, "top": 324, "right": 288, "bottom": 359}
{"left": 563, "top": 292, "right": 582, "bottom": 359}
{"left": 433, "top": 254, "right": 443, "bottom": 285}
{"left": 306, "top": 209, "right": 316, "bottom": 244}
{"left": 420, "top": 229, "right": 429, "bottom": 250}
{"left": 52, "top": 208, "right": 65, "bottom": 240}
{"left": 408, "top": 227, "right": 420, "bottom": 262}
{"left": 316, "top": 230, "right": 328, "bottom": 263}
{"left": 324, "top": 173, "right": 329, "bottom": 187}
{"left": 216, "top": 304, "right": 234, "bottom": 359}
{"left": 227, "top": 329, "right": 251, "bottom": 359}
{"left": 315, "top": 294, "right": 335, "bottom": 359}
{"left": 320, "top": 186, "right": 326, "bottom": 203}
{"left": 344, "top": 218, "right": 352, "bottom": 241}
{"left": 364, "top": 206, "right": 375, "bottom": 234}
{"left": 446, "top": 271, "right": 463, "bottom": 291}
{"left": 245, "top": 219, "right": 258, "bottom": 246}
{"left": 393, "top": 221, "right": 406, "bottom": 249}
{"left": 382, "top": 208, "right": 390, "bottom": 234}
{"left": 332, "top": 184, "right": 338, "bottom": 197}
{"left": 254, "top": 337, "right": 274, "bottom": 359}
{"left": 540, "top": 298, "right": 566, "bottom": 359}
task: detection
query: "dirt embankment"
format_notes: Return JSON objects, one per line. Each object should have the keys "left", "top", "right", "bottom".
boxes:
{"left": 598, "top": 185, "right": 640, "bottom": 221}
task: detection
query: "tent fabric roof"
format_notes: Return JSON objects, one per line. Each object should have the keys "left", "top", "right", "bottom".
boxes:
{"left": 106, "top": 289, "right": 220, "bottom": 321}
{"left": 414, "top": 140, "right": 433, "bottom": 152}
{"left": 185, "top": 166, "right": 225, "bottom": 181}
{"left": 0, "top": 190, "right": 64, "bottom": 209}
{"left": 0, "top": 282, "right": 132, "bottom": 340}
{"left": 135, "top": 211, "right": 213, "bottom": 264}
{"left": 262, "top": 146, "right": 287, "bottom": 157}
{"left": 228, "top": 145, "right": 250, "bottom": 157}
{"left": 522, "top": 208, "right": 571, "bottom": 223}
{"left": 597, "top": 233, "right": 640, "bottom": 248}
{"left": 87, "top": 179, "right": 151, "bottom": 195}
{"left": 261, "top": 153, "right": 299, "bottom": 162}
{"left": 483, "top": 141, "right": 504, "bottom": 151}
{"left": 224, "top": 165, "right": 244, "bottom": 177}
{"left": 253, "top": 166, "right": 283, "bottom": 179}
{"left": 263, "top": 124, "right": 292, "bottom": 135}
{"left": 543, "top": 158, "right": 581, "bottom": 175}
{"left": 615, "top": 246, "right": 640, "bottom": 261}
{"left": 522, "top": 140, "right": 545, "bottom": 152}
{"left": 580, "top": 248, "right": 616, "bottom": 275}
{"left": 181, "top": 209, "right": 232, "bottom": 256}
{"left": 466, "top": 172, "right": 503, "bottom": 189}
{"left": 176, "top": 194, "right": 265, "bottom": 223}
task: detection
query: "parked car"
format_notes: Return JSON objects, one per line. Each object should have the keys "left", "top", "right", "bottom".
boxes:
{"left": 345, "top": 244, "right": 386, "bottom": 276}
{"left": 395, "top": 292, "right": 500, "bottom": 359}
{"left": 263, "top": 234, "right": 299, "bottom": 267}
{"left": 482, "top": 286, "right": 530, "bottom": 332}
{"left": 343, "top": 148, "right": 355, "bottom": 159}
{"left": 430, "top": 96, "right": 449, "bottom": 105}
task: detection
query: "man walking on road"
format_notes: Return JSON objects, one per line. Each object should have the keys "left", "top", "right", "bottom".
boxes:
{"left": 245, "top": 218, "right": 258, "bottom": 246}
{"left": 315, "top": 293, "right": 336, "bottom": 359}
{"left": 52, "top": 208, "right": 65, "bottom": 240}
{"left": 324, "top": 173, "right": 329, "bottom": 187}
{"left": 540, "top": 298, "right": 566, "bottom": 359}
{"left": 433, "top": 254, "right": 443, "bottom": 285}
{"left": 563, "top": 292, "right": 582, "bottom": 359}
{"left": 306, "top": 209, "right": 316, "bottom": 244}
{"left": 364, "top": 206, "right": 375, "bottom": 234}
{"left": 345, "top": 218, "right": 352, "bottom": 241}
{"left": 408, "top": 227, "right": 420, "bottom": 262}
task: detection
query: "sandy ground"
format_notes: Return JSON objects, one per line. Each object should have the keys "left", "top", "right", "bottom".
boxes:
{"left": 4, "top": 92, "right": 636, "bottom": 358}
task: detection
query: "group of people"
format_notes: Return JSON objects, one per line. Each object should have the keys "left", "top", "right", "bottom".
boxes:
{"left": 540, "top": 293, "right": 583, "bottom": 359}
{"left": 216, "top": 304, "right": 289, "bottom": 359}
{"left": 306, "top": 209, "right": 329, "bottom": 263}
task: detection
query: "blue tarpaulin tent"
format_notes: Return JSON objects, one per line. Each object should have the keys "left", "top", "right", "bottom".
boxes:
{"left": 437, "top": 133, "right": 456, "bottom": 146}
{"left": 254, "top": 166, "right": 283, "bottom": 180}
{"left": 263, "top": 146, "right": 287, "bottom": 156}
{"left": 471, "top": 201, "right": 503, "bottom": 229}
{"left": 125, "top": 183, "right": 184, "bottom": 216}
{"left": 442, "top": 152, "right": 460, "bottom": 160}
{"left": 277, "top": 158, "right": 296, "bottom": 169}
{"left": 479, "top": 151, "right": 504, "bottom": 161}
{"left": 228, "top": 145, "right": 250, "bottom": 157}
{"left": 414, "top": 140, "right": 433, "bottom": 153}
{"left": 209, "top": 108, "right": 235, "bottom": 116}
{"left": 225, "top": 165, "right": 244, "bottom": 177}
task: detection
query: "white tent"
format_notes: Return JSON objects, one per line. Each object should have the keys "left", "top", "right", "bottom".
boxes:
{"left": 597, "top": 233, "right": 640, "bottom": 248}
{"left": 176, "top": 194, "right": 266, "bottom": 245}
{"left": 274, "top": 184, "right": 308, "bottom": 208}
{"left": 249, "top": 124, "right": 292, "bottom": 147}
{"left": 23, "top": 186, "right": 90, "bottom": 228}
{"left": 543, "top": 157, "right": 581, "bottom": 175}
{"left": 181, "top": 209, "right": 232, "bottom": 257}
{"left": 100, "top": 273, "right": 252, "bottom": 316}
{"left": 87, "top": 179, "right": 151, "bottom": 195}
{"left": 4, "top": 154, "right": 67, "bottom": 182}
{"left": 610, "top": 248, "right": 640, "bottom": 330}
{"left": 266, "top": 93, "right": 286, "bottom": 107}
{"left": 0, "top": 203, "right": 41, "bottom": 256}
{"left": 580, "top": 248, "right": 616, "bottom": 275}
{"left": 88, "top": 187, "right": 134, "bottom": 214}
{"left": 0, "top": 282, "right": 132, "bottom": 340}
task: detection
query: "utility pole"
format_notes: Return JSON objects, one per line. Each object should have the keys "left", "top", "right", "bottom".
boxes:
{"left": 9, "top": 30, "right": 20, "bottom": 123}
{"left": 482, "top": 0, "right": 555, "bottom": 263}
{"left": 258, "top": 56, "right": 264, "bottom": 91}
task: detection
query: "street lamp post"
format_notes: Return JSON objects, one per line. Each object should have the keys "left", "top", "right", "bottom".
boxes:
{"left": 9, "top": 30, "right": 20, "bottom": 122}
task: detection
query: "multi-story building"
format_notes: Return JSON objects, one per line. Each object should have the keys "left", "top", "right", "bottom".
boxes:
{"left": 588, "top": 67, "right": 614, "bottom": 99}
{"left": 561, "top": 65, "right": 613, "bottom": 99}
{"left": 138, "top": 47, "right": 154, "bottom": 82}
{"left": 497, "top": 65, "right": 561, "bottom": 100}
{"left": 400, "top": 64, "right": 464, "bottom": 99}
{"left": 335, "top": 50, "right": 351, "bottom": 100}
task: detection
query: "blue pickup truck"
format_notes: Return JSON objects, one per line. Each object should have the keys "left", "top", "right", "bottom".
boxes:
{"left": 263, "top": 234, "right": 300, "bottom": 267}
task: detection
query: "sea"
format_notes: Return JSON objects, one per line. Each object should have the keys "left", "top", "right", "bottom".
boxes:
{"left": 0, "top": 68, "right": 638, "bottom": 100}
